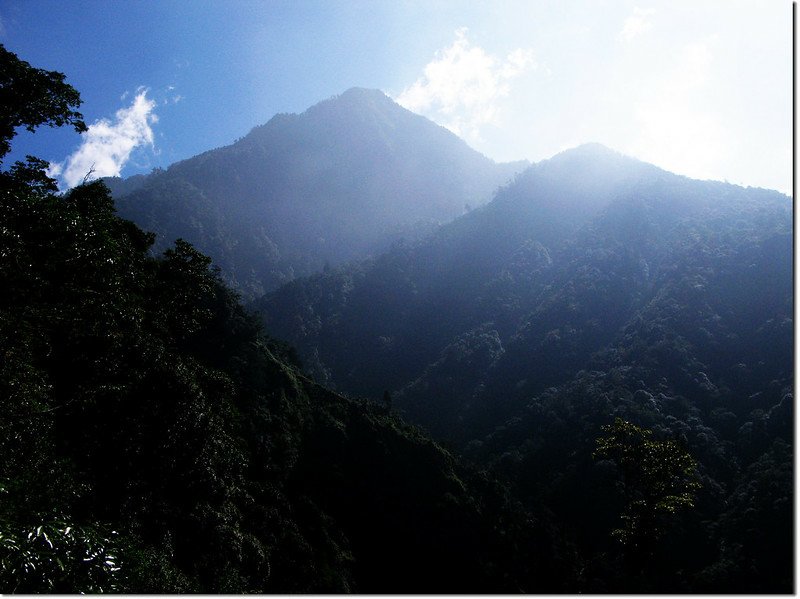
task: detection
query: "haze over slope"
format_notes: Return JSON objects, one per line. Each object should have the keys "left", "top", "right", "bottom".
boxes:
{"left": 257, "top": 142, "right": 791, "bottom": 437}
{"left": 109, "top": 88, "right": 525, "bottom": 298}
{"left": 258, "top": 144, "right": 669, "bottom": 392}
{"left": 259, "top": 143, "right": 790, "bottom": 428}
{"left": 255, "top": 144, "right": 792, "bottom": 590}
{"left": 3, "top": 18, "right": 791, "bottom": 594}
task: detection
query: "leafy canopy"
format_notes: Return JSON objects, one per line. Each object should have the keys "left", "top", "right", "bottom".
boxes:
{"left": 0, "top": 44, "right": 86, "bottom": 161}
{"left": 594, "top": 417, "right": 701, "bottom": 548}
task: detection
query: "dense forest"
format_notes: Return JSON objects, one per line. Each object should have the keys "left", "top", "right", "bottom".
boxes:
{"left": 1, "top": 45, "right": 793, "bottom": 593}
{"left": 0, "top": 46, "right": 566, "bottom": 593}
{"left": 256, "top": 146, "right": 793, "bottom": 591}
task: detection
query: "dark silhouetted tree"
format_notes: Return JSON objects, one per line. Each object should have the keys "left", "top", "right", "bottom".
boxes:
{"left": 0, "top": 44, "right": 86, "bottom": 161}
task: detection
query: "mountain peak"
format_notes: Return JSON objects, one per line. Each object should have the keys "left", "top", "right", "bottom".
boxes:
{"left": 115, "top": 85, "right": 525, "bottom": 298}
{"left": 306, "top": 87, "right": 395, "bottom": 116}
{"left": 549, "top": 142, "right": 625, "bottom": 162}
{"left": 338, "top": 87, "right": 390, "bottom": 101}
{"left": 537, "top": 142, "right": 658, "bottom": 180}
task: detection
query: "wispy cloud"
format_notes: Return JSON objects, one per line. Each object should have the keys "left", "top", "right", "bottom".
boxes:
{"left": 394, "top": 28, "right": 536, "bottom": 143}
{"left": 618, "top": 7, "right": 655, "bottom": 42}
{"left": 163, "top": 88, "right": 184, "bottom": 105}
{"left": 51, "top": 89, "right": 157, "bottom": 188}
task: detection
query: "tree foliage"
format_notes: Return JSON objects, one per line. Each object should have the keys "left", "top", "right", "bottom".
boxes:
{"left": 0, "top": 44, "right": 86, "bottom": 161}
{"left": 594, "top": 418, "right": 700, "bottom": 551}
{"left": 0, "top": 46, "right": 557, "bottom": 593}
{"left": 0, "top": 44, "right": 791, "bottom": 594}
{"left": 257, "top": 143, "right": 792, "bottom": 592}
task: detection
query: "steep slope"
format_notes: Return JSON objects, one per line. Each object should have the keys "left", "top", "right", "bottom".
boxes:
{"left": 111, "top": 88, "right": 525, "bottom": 298}
{"left": 257, "top": 144, "right": 671, "bottom": 397}
{"left": 1, "top": 172, "right": 569, "bottom": 593}
{"left": 254, "top": 144, "right": 792, "bottom": 591}
{"left": 258, "top": 144, "right": 790, "bottom": 426}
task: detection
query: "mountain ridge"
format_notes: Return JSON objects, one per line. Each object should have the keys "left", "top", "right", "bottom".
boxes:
{"left": 255, "top": 146, "right": 790, "bottom": 426}
{"left": 251, "top": 143, "right": 791, "bottom": 590}
{"left": 5, "top": 43, "right": 791, "bottom": 594}
{"left": 109, "top": 88, "right": 527, "bottom": 298}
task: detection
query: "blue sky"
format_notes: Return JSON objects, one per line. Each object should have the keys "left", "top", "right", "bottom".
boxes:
{"left": 1, "top": 0, "right": 792, "bottom": 193}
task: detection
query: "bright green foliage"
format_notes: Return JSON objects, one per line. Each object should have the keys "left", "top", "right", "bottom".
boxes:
{"left": 0, "top": 517, "right": 121, "bottom": 593}
{"left": 594, "top": 418, "right": 701, "bottom": 549}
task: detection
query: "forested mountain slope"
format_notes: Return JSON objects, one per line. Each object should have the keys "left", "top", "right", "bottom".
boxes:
{"left": 2, "top": 176, "right": 568, "bottom": 593}
{"left": 257, "top": 143, "right": 790, "bottom": 434}
{"left": 256, "top": 144, "right": 792, "bottom": 591}
{"left": 2, "top": 44, "right": 791, "bottom": 594}
{"left": 0, "top": 46, "right": 564, "bottom": 593}
{"left": 109, "top": 88, "right": 525, "bottom": 299}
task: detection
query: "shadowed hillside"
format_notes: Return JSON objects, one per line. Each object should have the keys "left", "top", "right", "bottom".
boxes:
{"left": 255, "top": 144, "right": 792, "bottom": 592}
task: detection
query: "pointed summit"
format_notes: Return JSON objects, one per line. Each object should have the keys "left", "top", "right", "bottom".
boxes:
{"left": 304, "top": 87, "right": 396, "bottom": 116}
{"left": 544, "top": 143, "right": 644, "bottom": 169}
{"left": 113, "top": 88, "right": 526, "bottom": 298}
{"left": 335, "top": 86, "right": 393, "bottom": 102}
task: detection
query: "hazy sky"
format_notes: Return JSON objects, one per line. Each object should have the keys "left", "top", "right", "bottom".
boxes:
{"left": 1, "top": 0, "right": 792, "bottom": 193}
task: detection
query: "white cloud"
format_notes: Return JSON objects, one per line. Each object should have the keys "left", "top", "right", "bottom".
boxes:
{"left": 53, "top": 90, "right": 157, "bottom": 189}
{"left": 394, "top": 28, "right": 536, "bottom": 143}
{"left": 45, "top": 161, "right": 62, "bottom": 180}
{"left": 618, "top": 7, "right": 655, "bottom": 42}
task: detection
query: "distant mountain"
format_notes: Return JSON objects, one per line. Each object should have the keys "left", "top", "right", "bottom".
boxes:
{"left": 256, "top": 144, "right": 680, "bottom": 397}
{"left": 254, "top": 144, "right": 792, "bottom": 590}
{"left": 110, "top": 88, "right": 526, "bottom": 298}
{"left": 259, "top": 142, "right": 791, "bottom": 432}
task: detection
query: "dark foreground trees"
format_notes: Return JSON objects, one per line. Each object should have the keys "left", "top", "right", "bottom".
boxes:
{"left": 0, "top": 43, "right": 86, "bottom": 161}
{"left": 0, "top": 170, "right": 563, "bottom": 592}
{"left": 0, "top": 45, "right": 564, "bottom": 593}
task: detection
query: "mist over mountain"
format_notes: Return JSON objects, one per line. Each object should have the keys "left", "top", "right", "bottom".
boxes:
{"left": 109, "top": 88, "right": 525, "bottom": 298}
{"left": 259, "top": 142, "right": 790, "bottom": 437}
{"left": 260, "top": 144, "right": 709, "bottom": 393}
{"left": 255, "top": 145, "right": 792, "bottom": 591}
{"left": 2, "top": 50, "right": 556, "bottom": 593}
{"left": 2, "top": 39, "right": 791, "bottom": 593}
